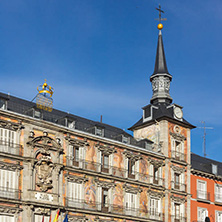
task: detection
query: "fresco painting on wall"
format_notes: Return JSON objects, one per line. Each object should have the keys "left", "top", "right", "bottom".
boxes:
{"left": 113, "top": 183, "right": 124, "bottom": 213}
{"left": 85, "top": 143, "right": 97, "bottom": 171}
{"left": 139, "top": 158, "right": 149, "bottom": 182}
{"left": 113, "top": 149, "right": 125, "bottom": 177}
{"left": 140, "top": 189, "right": 148, "bottom": 217}
{"left": 85, "top": 178, "right": 96, "bottom": 209}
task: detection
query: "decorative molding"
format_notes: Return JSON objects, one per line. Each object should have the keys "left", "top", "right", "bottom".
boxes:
{"left": 191, "top": 169, "right": 222, "bottom": 181}
{"left": 170, "top": 195, "right": 186, "bottom": 204}
{"left": 0, "top": 161, "right": 23, "bottom": 171}
{"left": 123, "top": 150, "right": 141, "bottom": 163}
{"left": 171, "top": 165, "right": 186, "bottom": 173}
{"left": 66, "top": 174, "right": 88, "bottom": 183}
{"left": 123, "top": 183, "right": 142, "bottom": 194}
{"left": 69, "top": 216, "right": 88, "bottom": 222}
{"left": 148, "top": 158, "right": 164, "bottom": 168}
{"left": 0, "top": 119, "right": 22, "bottom": 131}
{"left": 96, "top": 143, "right": 116, "bottom": 156}
{"left": 34, "top": 207, "right": 50, "bottom": 215}
{"left": 0, "top": 206, "right": 22, "bottom": 214}
{"left": 170, "top": 132, "right": 186, "bottom": 141}
{"left": 94, "top": 178, "right": 115, "bottom": 189}
{"left": 147, "top": 190, "right": 164, "bottom": 198}
{"left": 65, "top": 136, "right": 89, "bottom": 147}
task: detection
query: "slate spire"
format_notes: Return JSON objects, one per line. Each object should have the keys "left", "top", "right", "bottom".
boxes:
{"left": 150, "top": 28, "right": 173, "bottom": 105}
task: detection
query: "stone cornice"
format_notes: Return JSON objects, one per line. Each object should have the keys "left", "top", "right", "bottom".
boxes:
{"left": 0, "top": 161, "right": 23, "bottom": 171}
{"left": 170, "top": 132, "right": 186, "bottom": 141}
{"left": 123, "top": 183, "right": 142, "bottom": 194}
{"left": 191, "top": 169, "right": 222, "bottom": 181}
{"left": 123, "top": 150, "right": 141, "bottom": 162}
{"left": 170, "top": 194, "right": 186, "bottom": 204}
{"left": 65, "top": 174, "right": 88, "bottom": 183}
{"left": 94, "top": 178, "right": 115, "bottom": 189}
{"left": 171, "top": 165, "right": 186, "bottom": 173}
{"left": 147, "top": 190, "right": 164, "bottom": 198}
{"left": 0, "top": 206, "right": 22, "bottom": 214}
{"left": 65, "top": 136, "right": 89, "bottom": 147}
{"left": 95, "top": 143, "right": 116, "bottom": 156}
{"left": 148, "top": 158, "right": 164, "bottom": 168}
{"left": 0, "top": 118, "right": 23, "bottom": 131}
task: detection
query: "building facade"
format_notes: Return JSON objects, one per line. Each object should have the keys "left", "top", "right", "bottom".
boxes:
{"left": 191, "top": 153, "right": 222, "bottom": 222}
{"left": 0, "top": 24, "right": 195, "bottom": 222}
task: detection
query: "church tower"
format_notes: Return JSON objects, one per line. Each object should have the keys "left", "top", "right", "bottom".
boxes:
{"left": 129, "top": 5, "right": 195, "bottom": 222}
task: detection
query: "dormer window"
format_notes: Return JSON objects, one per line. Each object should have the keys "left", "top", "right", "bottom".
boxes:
{"left": 122, "top": 135, "right": 129, "bottom": 144}
{"left": 212, "top": 164, "right": 218, "bottom": 175}
{"left": 0, "top": 98, "right": 6, "bottom": 110}
{"left": 67, "top": 120, "right": 75, "bottom": 129}
{"left": 95, "top": 127, "right": 104, "bottom": 137}
{"left": 34, "top": 110, "right": 41, "bottom": 118}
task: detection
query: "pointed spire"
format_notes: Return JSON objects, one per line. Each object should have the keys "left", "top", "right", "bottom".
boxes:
{"left": 152, "top": 30, "right": 170, "bottom": 75}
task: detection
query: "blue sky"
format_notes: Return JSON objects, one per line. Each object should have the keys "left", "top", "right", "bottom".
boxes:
{"left": 0, "top": 0, "right": 221, "bottom": 161}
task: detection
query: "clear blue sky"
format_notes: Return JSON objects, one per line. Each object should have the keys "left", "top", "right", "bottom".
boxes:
{"left": 0, "top": 0, "right": 221, "bottom": 161}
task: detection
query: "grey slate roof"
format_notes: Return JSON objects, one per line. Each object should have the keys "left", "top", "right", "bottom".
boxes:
{"left": 191, "top": 153, "right": 222, "bottom": 176}
{"left": 0, "top": 92, "right": 154, "bottom": 150}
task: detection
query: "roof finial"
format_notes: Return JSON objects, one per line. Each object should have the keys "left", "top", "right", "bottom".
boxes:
{"left": 155, "top": 4, "right": 167, "bottom": 30}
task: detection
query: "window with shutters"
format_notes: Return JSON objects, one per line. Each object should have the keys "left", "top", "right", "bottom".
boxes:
{"left": 149, "top": 198, "right": 161, "bottom": 219}
{"left": 216, "top": 211, "right": 222, "bottom": 222}
{"left": 153, "top": 167, "right": 159, "bottom": 185}
{"left": 0, "top": 215, "right": 15, "bottom": 222}
{"left": 35, "top": 215, "right": 50, "bottom": 222}
{"left": 198, "top": 207, "right": 208, "bottom": 222}
{"left": 174, "top": 173, "right": 180, "bottom": 190}
{"left": 215, "top": 185, "right": 222, "bottom": 202}
{"left": 0, "top": 128, "right": 18, "bottom": 155}
{"left": 128, "top": 160, "right": 135, "bottom": 179}
{"left": 0, "top": 169, "right": 18, "bottom": 199}
{"left": 125, "top": 192, "right": 137, "bottom": 216}
{"left": 197, "top": 180, "right": 207, "bottom": 199}
{"left": 72, "top": 146, "right": 80, "bottom": 167}
{"left": 171, "top": 138, "right": 185, "bottom": 162}
{"left": 102, "top": 188, "right": 109, "bottom": 212}
{"left": 101, "top": 153, "right": 109, "bottom": 173}
{"left": 174, "top": 203, "right": 180, "bottom": 222}
{"left": 68, "top": 181, "right": 82, "bottom": 208}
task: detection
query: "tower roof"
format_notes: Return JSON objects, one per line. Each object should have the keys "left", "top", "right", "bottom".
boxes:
{"left": 151, "top": 30, "right": 171, "bottom": 78}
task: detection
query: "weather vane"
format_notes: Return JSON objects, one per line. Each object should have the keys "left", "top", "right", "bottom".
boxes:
{"left": 155, "top": 4, "right": 167, "bottom": 30}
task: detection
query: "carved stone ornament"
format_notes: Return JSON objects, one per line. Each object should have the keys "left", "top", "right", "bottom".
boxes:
{"left": 123, "top": 183, "right": 142, "bottom": 194}
{"left": 0, "top": 119, "right": 22, "bottom": 131}
{"left": 36, "top": 155, "right": 54, "bottom": 191}
{"left": 170, "top": 195, "right": 186, "bottom": 204}
{"left": 94, "top": 178, "right": 115, "bottom": 189}
{"left": 147, "top": 190, "right": 164, "bottom": 198}
{"left": 0, "top": 161, "right": 23, "bottom": 171}
{"left": 35, "top": 207, "right": 50, "bottom": 215}
{"left": 123, "top": 150, "right": 141, "bottom": 163}
{"left": 66, "top": 174, "right": 88, "bottom": 184}
{"left": 65, "top": 136, "right": 89, "bottom": 147}
{"left": 170, "top": 132, "right": 186, "bottom": 141}
{"left": 148, "top": 158, "right": 164, "bottom": 168}
{"left": 0, "top": 206, "right": 22, "bottom": 214}
{"left": 96, "top": 143, "right": 116, "bottom": 156}
{"left": 171, "top": 165, "right": 186, "bottom": 174}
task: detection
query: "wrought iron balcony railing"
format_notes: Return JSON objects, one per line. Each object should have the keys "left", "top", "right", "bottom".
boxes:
{"left": 65, "top": 198, "right": 164, "bottom": 220}
{"left": 66, "top": 157, "right": 165, "bottom": 186}
{"left": 0, "top": 186, "right": 20, "bottom": 199}
{"left": 171, "top": 181, "right": 186, "bottom": 192}
{"left": 0, "top": 140, "right": 23, "bottom": 156}
{"left": 197, "top": 190, "right": 210, "bottom": 201}
{"left": 170, "top": 215, "right": 187, "bottom": 222}
{"left": 171, "top": 151, "right": 187, "bottom": 162}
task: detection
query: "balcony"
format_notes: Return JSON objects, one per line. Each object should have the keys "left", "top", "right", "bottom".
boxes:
{"left": 197, "top": 190, "right": 210, "bottom": 202}
{"left": 171, "top": 151, "right": 186, "bottom": 162}
{"left": 65, "top": 198, "right": 164, "bottom": 220}
{"left": 170, "top": 215, "right": 187, "bottom": 222}
{"left": 0, "top": 186, "right": 20, "bottom": 199}
{"left": 0, "top": 140, "right": 23, "bottom": 156}
{"left": 171, "top": 181, "right": 186, "bottom": 192}
{"left": 215, "top": 193, "right": 222, "bottom": 203}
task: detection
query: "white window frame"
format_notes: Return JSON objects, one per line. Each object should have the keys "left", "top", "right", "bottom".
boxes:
{"left": 216, "top": 210, "right": 222, "bottom": 222}
{"left": 198, "top": 207, "right": 208, "bottom": 222}
{"left": 215, "top": 184, "right": 222, "bottom": 202}
{"left": 149, "top": 197, "right": 161, "bottom": 219}
{"left": 197, "top": 180, "right": 207, "bottom": 199}
{"left": 68, "top": 181, "right": 83, "bottom": 208}
{"left": 0, "top": 214, "right": 15, "bottom": 222}
{"left": 125, "top": 192, "right": 138, "bottom": 216}
{"left": 34, "top": 215, "right": 50, "bottom": 222}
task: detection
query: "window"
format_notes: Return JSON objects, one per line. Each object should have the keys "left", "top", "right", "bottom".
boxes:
{"left": 174, "top": 203, "right": 180, "bottom": 222}
{"left": 197, "top": 180, "right": 207, "bottom": 199}
{"left": 125, "top": 192, "right": 137, "bottom": 216}
{"left": 174, "top": 173, "right": 180, "bottom": 190}
{"left": 216, "top": 211, "right": 222, "bottom": 222}
{"left": 34, "top": 110, "right": 41, "bottom": 118}
{"left": 149, "top": 198, "right": 160, "bottom": 219}
{"left": 102, "top": 188, "right": 109, "bottom": 212}
{"left": 122, "top": 135, "right": 129, "bottom": 144}
{"left": 95, "top": 127, "right": 104, "bottom": 136}
{"left": 215, "top": 185, "right": 222, "bottom": 202}
{"left": 101, "top": 153, "right": 109, "bottom": 173}
{"left": 128, "top": 160, "right": 135, "bottom": 179}
{"left": 198, "top": 208, "right": 208, "bottom": 222}
{"left": 0, "top": 99, "right": 6, "bottom": 110}
{"left": 68, "top": 181, "right": 82, "bottom": 208}
{"left": 0, "top": 215, "right": 14, "bottom": 222}
{"left": 68, "top": 120, "right": 75, "bottom": 129}
{"left": 212, "top": 164, "right": 218, "bottom": 175}
{"left": 171, "top": 138, "right": 185, "bottom": 161}
{"left": 153, "top": 167, "right": 159, "bottom": 184}
{"left": 35, "top": 215, "right": 50, "bottom": 222}
{"left": 72, "top": 146, "right": 80, "bottom": 167}
{"left": 0, "top": 169, "right": 18, "bottom": 199}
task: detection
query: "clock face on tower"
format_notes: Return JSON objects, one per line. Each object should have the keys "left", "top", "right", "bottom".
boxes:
{"left": 174, "top": 107, "right": 183, "bottom": 119}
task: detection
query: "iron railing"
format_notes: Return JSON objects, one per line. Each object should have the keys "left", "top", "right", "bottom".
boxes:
{"left": 65, "top": 198, "right": 164, "bottom": 220}
{"left": 171, "top": 181, "right": 186, "bottom": 192}
{"left": 170, "top": 215, "right": 187, "bottom": 222}
{"left": 171, "top": 151, "right": 186, "bottom": 162}
{"left": 0, "top": 186, "right": 20, "bottom": 199}
{"left": 197, "top": 190, "right": 210, "bottom": 201}
{"left": 66, "top": 157, "right": 165, "bottom": 186}
{"left": 0, "top": 140, "right": 23, "bottom": 156}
